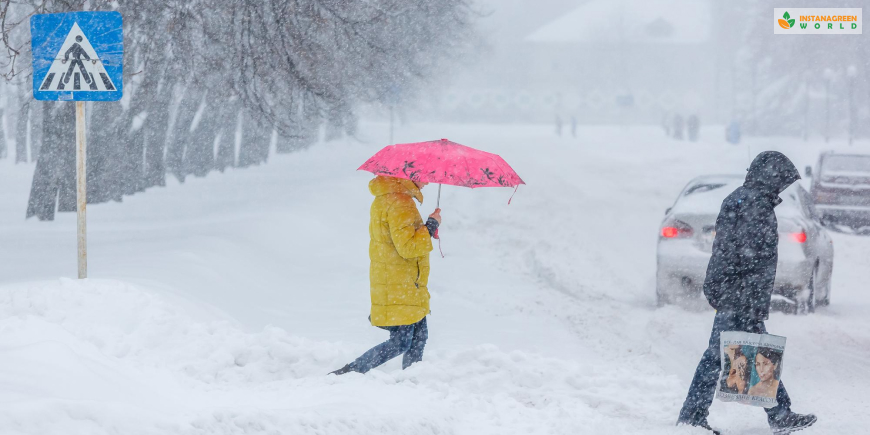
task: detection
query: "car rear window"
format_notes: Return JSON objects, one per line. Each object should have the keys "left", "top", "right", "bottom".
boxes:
{"left": 684, "top": 183, "right": 727, "bottom": 196}
{"left": 823, "top": 155, "right": 870, "bottom": 174}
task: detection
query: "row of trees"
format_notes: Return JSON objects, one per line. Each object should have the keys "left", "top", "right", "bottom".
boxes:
{"left": 723, "top": 0, "right": 870, "bottom": 139}
{"left": 0, "top": 0, "right": 475, "bottom": 219}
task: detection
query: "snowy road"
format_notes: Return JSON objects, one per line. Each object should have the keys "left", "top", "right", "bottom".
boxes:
{"left": 0, "top": 123, "right": 868, "bottom": 434}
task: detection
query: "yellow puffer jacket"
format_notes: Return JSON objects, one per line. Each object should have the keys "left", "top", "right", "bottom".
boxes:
{"left": 368, "top": 176, "right": 433, "bottom": 327}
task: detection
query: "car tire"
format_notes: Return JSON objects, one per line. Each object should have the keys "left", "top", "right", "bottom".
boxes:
{"left": 799, "top": 265, "right": 818, "bottom": 315}
{"left": 821, "top": 263, "right": 832, "bottom": 306}
{"left": 655, "top": 270, "right": 671, "bottom": 307}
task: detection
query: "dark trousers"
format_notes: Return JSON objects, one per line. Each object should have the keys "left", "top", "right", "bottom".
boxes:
{"left": 349, "top": 317, "right": 428, "bottom": 373}
{"left": 679, "top": 311, "right": 791, "bottom": 424}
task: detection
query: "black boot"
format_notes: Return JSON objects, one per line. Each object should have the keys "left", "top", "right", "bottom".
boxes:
{"left": 769, "top": 411, "right": 817, "bottom": 434}
{"left": 328, "top": 364, "right": 355, "bottom": 376}
{"left": 676, "top": 418, "right": 721, "bottom": 435}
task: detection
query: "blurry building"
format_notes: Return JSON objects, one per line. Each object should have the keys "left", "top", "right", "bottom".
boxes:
{"left": 424, "top": 0, "right": 726, "bottom": 125}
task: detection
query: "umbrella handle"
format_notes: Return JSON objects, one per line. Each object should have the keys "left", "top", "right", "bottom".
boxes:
{"left": 433, "top": 184, "right": 441, "bottom": 239}
{"left": 509, "top": 184, "right": 519, "bottom": 204}
{"left": 434, "top": 184, "right": 443, "bottom": 257}
{"left": 434, "top": 229, "right": 444, "bottom": 258}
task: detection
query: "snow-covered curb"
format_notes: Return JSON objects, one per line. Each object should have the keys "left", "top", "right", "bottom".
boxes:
{"left": 0, "top": 279, "right": 691, "bottom": 434}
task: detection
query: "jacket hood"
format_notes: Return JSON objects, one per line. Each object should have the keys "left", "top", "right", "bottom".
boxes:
{"left": 369, "top": 175, "right": 424, "bottom": 204}
{"left": 744, "top": 151, "right": 801, "bottom": 196}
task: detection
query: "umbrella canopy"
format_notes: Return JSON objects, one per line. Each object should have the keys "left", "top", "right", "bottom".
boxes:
{"left": 357, "top": 139, "right": 524, "bottom": 188}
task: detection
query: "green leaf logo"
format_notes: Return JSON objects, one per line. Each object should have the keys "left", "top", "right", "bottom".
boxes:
{"left": 778, "top": 11, "right": 794, "bottom": 29}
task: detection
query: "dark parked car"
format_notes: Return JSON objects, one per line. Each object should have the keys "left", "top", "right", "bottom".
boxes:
{"left": 808, "top": 152, "right": 870, "bottom": 232}
{"left": 657, "top": 175, "right": 834, "bottom": 313}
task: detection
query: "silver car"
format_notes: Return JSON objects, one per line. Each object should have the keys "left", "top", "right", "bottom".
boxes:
{"left": 656, "top": 175, "right": 834, "bottom": 313}
{"left": 808, "top": 152, "right": 870, "bottom": 233}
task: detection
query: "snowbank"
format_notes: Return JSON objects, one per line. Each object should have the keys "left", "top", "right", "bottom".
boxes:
{"left": 1, "top": 123, "right": 869, "bottom": 434}
{"left": 0, "top": 278, "right": 683, "bottom": 434}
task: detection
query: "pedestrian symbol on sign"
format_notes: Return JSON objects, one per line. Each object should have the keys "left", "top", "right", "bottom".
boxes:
{"left": 63, "top": 35, "right": 92, "bottom": 86}
{"left": 38, "top": 22, "right": 116, "bottom": 92}
{"left": 30, "top": 10, "right": 124, "bottom": 278}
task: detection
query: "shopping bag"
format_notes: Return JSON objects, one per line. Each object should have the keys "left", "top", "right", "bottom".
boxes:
{"left": 717, "top": 331, "right": 787, "bottom": 408}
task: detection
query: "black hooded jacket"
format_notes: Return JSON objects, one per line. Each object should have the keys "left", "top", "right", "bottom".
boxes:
{"left": 702, "top": 151, "right": 801, "bottom": 320}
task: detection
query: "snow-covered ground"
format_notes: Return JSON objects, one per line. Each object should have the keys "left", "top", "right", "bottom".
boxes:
{"left": 0, "top": 122, "right": 868, "bottom": 434}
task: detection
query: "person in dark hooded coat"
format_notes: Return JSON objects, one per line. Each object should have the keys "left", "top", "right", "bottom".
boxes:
{"left": 677, "top": 151, "right": 817, "bottom": 435}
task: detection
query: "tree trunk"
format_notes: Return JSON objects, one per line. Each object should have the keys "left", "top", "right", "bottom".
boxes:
{"left": 0, "top": 107, "right": 6, "bottom": 160}
{"left": 166, "top": 86, "right": 203, "bottom": 182}
{"left": 118, "top": 109, "right": 142, "bottom": 196}
{"left": 184, "top": 98, "right": 217, "bottom": 178}
{"left": 15, "top": 100, "right": 29, "bottom": 163}
{"left": 87, "top": 102, "right": 125, "bottom": 203}
{"left": 214, "top": 107, "right": 239, "bottom": 171}
{"left": 238, "top": 110, "right": 271, "bottom": 168}
{"left": 30, "top": 102, "right": 43, "bottom": 161}
{"left": 142, "top": 81, "right": 172, "bottom": 188}
{"left": 26, "top": 102, "right": 75, "bottom": 220}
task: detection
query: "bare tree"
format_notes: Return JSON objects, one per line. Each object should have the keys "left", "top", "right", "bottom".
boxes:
{"left": 0, "top": 0, "right": 476, "bottom": 219}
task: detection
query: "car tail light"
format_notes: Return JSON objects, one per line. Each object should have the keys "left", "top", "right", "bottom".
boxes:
{"left": 790, "top": 232, "right": 807, "bottom": 243}
{"left": 661, "top": 227, "right": 679, "bottom": 238}
{"left": 661, "top": 220, "right": 694, "bottom": 239}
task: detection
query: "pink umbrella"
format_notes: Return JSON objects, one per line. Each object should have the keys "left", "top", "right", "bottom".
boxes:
{"left": 357, "top": 138, "right": 525, "bottom": 208}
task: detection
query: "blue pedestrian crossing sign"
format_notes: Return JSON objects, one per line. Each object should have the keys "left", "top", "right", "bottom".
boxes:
{"left": 31, "top": 11, "right": 123, "bottom": 101}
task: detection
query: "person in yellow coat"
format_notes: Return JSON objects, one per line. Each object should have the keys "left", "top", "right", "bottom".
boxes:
{"left": 330, "top": 175, "right": 441, "bottom": 375}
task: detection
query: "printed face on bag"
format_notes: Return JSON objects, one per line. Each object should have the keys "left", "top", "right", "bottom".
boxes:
{"left": 755, "top": 352, "right": 777, "bottom": 382}
{"left": 724, "top": 345, "right": 750, "bottom": 395}
{"left": 747, "top": 347, "right": 783, "bottom": 399}
{"left": 727, "top": 356, "right": 749, "bottom": 393}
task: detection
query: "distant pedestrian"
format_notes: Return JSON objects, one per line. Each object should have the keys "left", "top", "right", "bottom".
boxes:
{"left": 672, "top": 114, "right": 684, "bottom": 140}
{"left": 687, "top": 115, "right": 700, "bottom": 142}
{"left": 330, "top": 175, "right": 441, "bottom": 375}
{"left": 661, "top": 112, "right": 672, "bottom": 137}
{"left": 555, "top": 115, "right": 563, "bottom": 137}
{"left": 570, "top": 116, "right": 577, "bottom": 138}
{"left": 726, "top": 121, "right": 741, "bottom": 144}
{"left": 676, "top": 152, "right": 817, "bottom": 435}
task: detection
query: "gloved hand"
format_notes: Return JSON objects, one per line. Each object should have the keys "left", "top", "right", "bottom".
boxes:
{"left": 749, "top": 307, "right": 769, "bottom": 328}
{"left": 426, "top": 217, "right": 439, "bottom": 237}
{"left": 426, "top": 208, "right": 441, "bottom": 238}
